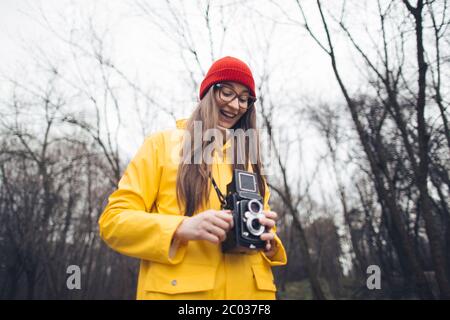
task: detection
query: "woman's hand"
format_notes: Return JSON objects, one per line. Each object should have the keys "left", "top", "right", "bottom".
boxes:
{"left": 259, "top": 211, "right": 279, "bottom": 258}
{"left": 174, "top": 210, "right": 234, "bottom": 245}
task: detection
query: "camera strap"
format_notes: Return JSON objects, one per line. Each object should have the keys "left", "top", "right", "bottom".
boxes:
{"left": 209, "top": 174, "right": 227, "bottom": 208}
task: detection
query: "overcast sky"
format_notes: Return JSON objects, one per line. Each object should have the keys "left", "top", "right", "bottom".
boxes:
{"left": 0, "top": 0, "right": 362, "bottom": 104}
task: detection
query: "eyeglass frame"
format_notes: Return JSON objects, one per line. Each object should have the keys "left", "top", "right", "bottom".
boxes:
{"left": 213, "top": 83, "right": 257, "bottom": 110}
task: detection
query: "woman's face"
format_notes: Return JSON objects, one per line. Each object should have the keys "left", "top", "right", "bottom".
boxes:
{"left": 215, "top": 81, "right": 250, "bottom": 130}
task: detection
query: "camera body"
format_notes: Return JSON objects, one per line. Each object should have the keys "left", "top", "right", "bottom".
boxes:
{"left": 221, "top": 169, "right": 266, "bottom": 253}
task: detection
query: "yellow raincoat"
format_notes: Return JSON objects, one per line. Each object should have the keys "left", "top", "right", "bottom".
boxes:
{"left": 99, "top": 119, "right": 287, "bottom": 300}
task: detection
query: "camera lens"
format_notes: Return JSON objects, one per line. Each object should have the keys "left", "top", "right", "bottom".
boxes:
{"left": 246, "top": 214, "right": 265, "bottom": 237}
{"left": 251, "top": 219, "right": 262, "bottom": 230}
{"left": 248, "top": 199, "right": 262, "bottom": 214}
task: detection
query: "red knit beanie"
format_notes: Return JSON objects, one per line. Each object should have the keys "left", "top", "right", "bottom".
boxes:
{"left": 199, "top": 56, "right": 256, "bottom": 100}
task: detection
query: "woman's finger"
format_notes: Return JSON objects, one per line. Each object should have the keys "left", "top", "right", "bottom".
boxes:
{"left": 200, "top": 230, "right": 220, "bottom": 244}
{"left": 260, "top": 232, "right": 275, "bottom": 241}
{"left": 215, "top": 210, "right": 234, "bottom": 228}
{"left": 211, "top": 216, "right": 232, "bottom": 231}
{"left": 215, "top": 210, "right": 233, "bottom": 221}
{"left": 206, "top": 224, "right": 227, "bottom": 242}
{"left": 263, "top": 211, "right": 278, "bottom": 221}
{"left": 258, "top": 217, "right": 275, "bottom": 229}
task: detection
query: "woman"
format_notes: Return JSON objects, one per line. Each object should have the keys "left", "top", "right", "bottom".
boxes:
{"left": 99, "top": 56, "right": 287, "bottom": 300}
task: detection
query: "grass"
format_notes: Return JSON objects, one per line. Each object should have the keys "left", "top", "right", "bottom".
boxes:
{"left": 277, "top": 278, "right": 334, "bottom": 300}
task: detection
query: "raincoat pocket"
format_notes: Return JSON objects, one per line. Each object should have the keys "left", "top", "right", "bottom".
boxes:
{"left": 251, "top": 264, "right": 277, "bottom": 292}
{"left": 145, "top": 262, "right": 216, "bottom": 294}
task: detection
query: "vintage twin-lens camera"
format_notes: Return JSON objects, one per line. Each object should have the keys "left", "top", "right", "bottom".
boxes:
{"left": 221, "top": 169, "right": 267, "bottom": 253}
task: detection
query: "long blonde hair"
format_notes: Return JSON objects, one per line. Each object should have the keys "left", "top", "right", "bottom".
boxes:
{"left": 176, "top": 86, "right": 266, "bottom": 216}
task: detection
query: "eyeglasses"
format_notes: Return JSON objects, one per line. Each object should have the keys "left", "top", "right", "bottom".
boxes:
{"left": 213, "top": 83, "right": 257, "bottom": 110}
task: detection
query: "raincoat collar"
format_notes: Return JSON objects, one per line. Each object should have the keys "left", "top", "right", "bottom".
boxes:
{"left": 176, "top": 118, "right": 187, "bottom": 129}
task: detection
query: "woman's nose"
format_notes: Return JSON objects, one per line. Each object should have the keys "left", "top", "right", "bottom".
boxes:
{"left": 228, "top": 97, "right": 240, "bottom": 112}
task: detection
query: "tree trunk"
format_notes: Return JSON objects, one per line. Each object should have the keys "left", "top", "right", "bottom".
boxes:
{"left": 404, "top": 0, "right": 450, "bottom": 299}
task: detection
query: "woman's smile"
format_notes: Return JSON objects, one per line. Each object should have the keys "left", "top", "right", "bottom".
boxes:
{"left": 218, "top": 108, "right": 240, "bottom": 128}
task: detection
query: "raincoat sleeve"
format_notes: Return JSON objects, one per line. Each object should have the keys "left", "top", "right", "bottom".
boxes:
{"left": 98, "top": 132, "right": 188, "bottom": 264}
{"left": 262, "top": 186, "right": 288, "bottom": 266}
